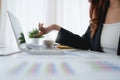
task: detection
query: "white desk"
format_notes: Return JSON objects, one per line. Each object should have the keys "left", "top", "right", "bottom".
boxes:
{"left": 0, "top": 48, "right": 120, "bottom": 80}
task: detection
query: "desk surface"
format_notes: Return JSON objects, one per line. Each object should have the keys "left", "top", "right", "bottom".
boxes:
{"left": 0, "top": 48, "right": 120, "bottom": 80}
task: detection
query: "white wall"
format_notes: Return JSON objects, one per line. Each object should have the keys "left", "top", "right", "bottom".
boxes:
{"left": 0, "top": 0, "right": 90, "bottom": 48}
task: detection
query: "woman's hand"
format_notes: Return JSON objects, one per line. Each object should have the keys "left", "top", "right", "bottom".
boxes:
{"left": 38, "top": 23, "right": 61, "bottom": 35}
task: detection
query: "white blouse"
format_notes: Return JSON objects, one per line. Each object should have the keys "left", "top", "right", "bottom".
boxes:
{"left": 101, "top": 22, "right": 120, "bottom": 55}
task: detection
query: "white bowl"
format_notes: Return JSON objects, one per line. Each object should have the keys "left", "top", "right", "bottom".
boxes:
{"left": 43, "top": 40, "right": 54, "bottom": 48}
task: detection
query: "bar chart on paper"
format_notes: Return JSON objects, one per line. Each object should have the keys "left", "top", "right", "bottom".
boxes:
{"left": 0, "top": 57, "right": 120, "bottom": 80}
{"left": 7, "top": 62, "right": 76, "bottom": 76}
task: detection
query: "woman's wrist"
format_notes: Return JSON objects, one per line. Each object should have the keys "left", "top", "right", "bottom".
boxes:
{"left": 52, "top": 24, "right": 61, "bottom": 31}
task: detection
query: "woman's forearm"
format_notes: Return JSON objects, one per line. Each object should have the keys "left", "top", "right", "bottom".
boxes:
{"left": 52, "top": 24, "right": 61, "bottom": 31}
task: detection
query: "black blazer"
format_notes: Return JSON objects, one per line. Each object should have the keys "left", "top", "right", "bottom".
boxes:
{"left": 56, "top": 27, "right": 120, "bottom": 55}
{"left": 55, "top": 3, "right": 120, "bottom": 55}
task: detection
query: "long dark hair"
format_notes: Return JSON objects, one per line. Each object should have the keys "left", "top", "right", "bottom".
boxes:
{"left": 89, "top": 0, "right": 110, "bottom": 38}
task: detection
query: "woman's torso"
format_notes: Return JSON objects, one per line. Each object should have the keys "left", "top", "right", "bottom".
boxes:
{"left": 101, "top": 22, "right": 120, "bottom": 54}
{"left": 101, "top": 6, "right": 120, "bottom": 54}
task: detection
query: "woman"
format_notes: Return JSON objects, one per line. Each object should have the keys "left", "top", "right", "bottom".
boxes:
{"left": 39, "top": 0, "right": 120, "bottom": 55}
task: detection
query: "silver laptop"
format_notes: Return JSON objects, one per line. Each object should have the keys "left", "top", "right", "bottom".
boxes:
{"left": 7, "top": 11, "right": 64, "bottom": 55}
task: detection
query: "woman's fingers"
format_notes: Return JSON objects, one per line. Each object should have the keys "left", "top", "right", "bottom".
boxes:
{"left": 39, "top": 31, "right": 44, "bottom": 35}
{"left": 38, "top": 22, "right": 46, "bottom": 34}
{"left": 38, "top": 23, "right": 44, "bottom": 31}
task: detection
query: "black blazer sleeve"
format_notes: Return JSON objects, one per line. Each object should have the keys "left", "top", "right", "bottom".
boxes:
{"left": 55, "top": 27, "right": 91, "bottom": 50}
{"left": 117, "top": 36, "right": 120, "bottom": 55}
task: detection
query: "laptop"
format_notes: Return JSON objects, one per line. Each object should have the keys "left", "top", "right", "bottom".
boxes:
{"left": 7, "top": 11, "right": 64, "bottom": 55}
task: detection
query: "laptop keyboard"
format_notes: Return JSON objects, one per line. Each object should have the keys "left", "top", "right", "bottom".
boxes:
{"left": 20, "top": 44, "right": 64, "bottom": 55}
{"left": 27, "top": 47, "right": 64, "bottom": 55}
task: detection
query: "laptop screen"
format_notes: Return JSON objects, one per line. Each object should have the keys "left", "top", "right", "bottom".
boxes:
{"left": 7, "top": 11, "right": 26, "bottom": 46}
